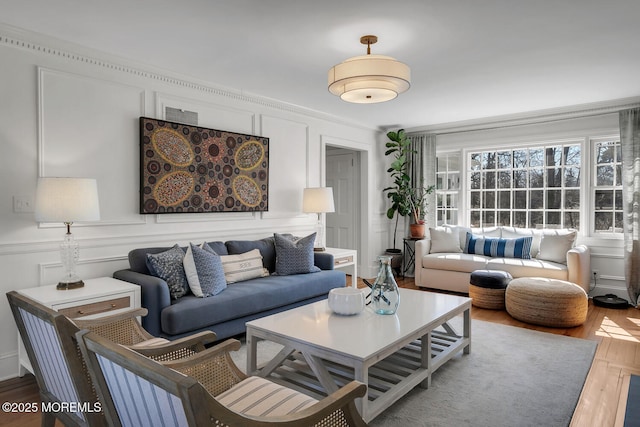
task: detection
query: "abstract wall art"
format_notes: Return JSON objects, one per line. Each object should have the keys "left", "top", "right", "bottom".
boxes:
{"left": 139, "top": 117, "right": 269, "bottom": 214}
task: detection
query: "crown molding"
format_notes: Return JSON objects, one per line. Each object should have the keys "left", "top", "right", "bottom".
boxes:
{"left": 0, "top": 23, "right": 376, "bottom": 131}
{"left": 406, "top": 96, "right": 640, "bottom": 135}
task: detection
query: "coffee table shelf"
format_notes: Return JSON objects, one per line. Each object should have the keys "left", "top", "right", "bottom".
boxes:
{"left": 246, "top": 288, "right": 471, "bottom": 422}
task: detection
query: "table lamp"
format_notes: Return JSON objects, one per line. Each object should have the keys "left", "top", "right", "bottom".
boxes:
{"left": 35, "top": 177, "right": 100, "bottom": 290}
{"left": 302, "top": 187, "right": 335, "bottom": 251}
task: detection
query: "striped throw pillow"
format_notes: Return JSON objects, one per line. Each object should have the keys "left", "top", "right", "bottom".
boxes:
{"left": 219, "top": 249, "right": 269, "bottom": 283}
{"left": 464, "top": 232, "right": 532, "bottom": 259}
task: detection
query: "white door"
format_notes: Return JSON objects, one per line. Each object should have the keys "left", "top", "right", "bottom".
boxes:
{"left": 326, "top": 149, "right": 359, "bottom": 250}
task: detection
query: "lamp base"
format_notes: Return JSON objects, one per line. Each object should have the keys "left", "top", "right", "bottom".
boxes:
{"left": 57, "top": 280, "right": 85, "bottom": 290}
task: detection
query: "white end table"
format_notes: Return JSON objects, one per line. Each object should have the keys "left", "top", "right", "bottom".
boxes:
{"left": 16, "top": 277, "right": 141, "bottom": 375}
{"left": 323, "top": 247, "right": 357, "bottom": 287}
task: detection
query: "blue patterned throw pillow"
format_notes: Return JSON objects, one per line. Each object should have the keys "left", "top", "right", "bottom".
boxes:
{"left": 146, "top": 244, "right": 189, "bottom": 299}
{"left": 183, "top": 243, "right": 227, "bottom": 297}
{"left": 273, "top": 233, "right": 321, "bottom": 275}
{"left": 464, "top": 232, "right": 532, "bottom": 259}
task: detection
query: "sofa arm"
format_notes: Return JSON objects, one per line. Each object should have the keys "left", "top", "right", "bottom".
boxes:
{"left": 414, "top": 239, "right": 431, "bottom": 285}
{"left": 113, "top": 269, "right": 171, "bottom": 337}
{"left": 567, "top": 245, "right": 591, "bottom": 294}
{"left": 314, "top": 252, "right": 335, "bottom": 270}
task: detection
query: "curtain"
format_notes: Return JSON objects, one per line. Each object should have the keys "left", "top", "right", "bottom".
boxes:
{"left": 620, "top": 108, "right": 640, "bottom": 307}
{"left": 407, "top": 133, "right": 437, "bottom": 228}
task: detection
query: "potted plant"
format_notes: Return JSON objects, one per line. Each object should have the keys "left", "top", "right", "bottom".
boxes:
{"left": 383, "top": 129, "right": 413, "bottom": 252}
{"left": 407, "top": 185, "right": 435, "bottom": 238}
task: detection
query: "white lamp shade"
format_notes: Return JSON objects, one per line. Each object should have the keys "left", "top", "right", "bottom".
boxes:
{"left": 35, "top": 177, "right": 100, "bottom": 222}
{"left": 302, "top": 187, "right": 335, "bottom": 213}
{"left": 328, "top": 54, "right": 411, "bottom": 104}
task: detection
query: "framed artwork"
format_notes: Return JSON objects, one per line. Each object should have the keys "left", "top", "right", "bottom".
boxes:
{"left": 139, "top": 117, "right": 269, "bottom": 214}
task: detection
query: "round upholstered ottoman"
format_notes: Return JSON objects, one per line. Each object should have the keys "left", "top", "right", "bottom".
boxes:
{"left": 469, "top": 270, "right": 513, "bottom": 310}
{"left": 506, "top": 277, "right": 588, "bottom": 327}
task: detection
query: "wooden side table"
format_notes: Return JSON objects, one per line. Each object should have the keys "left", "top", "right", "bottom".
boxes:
{"left": 16, "top": 277, "right": 141, "bottom": 375}
{"left": 323, "top": 247, "right": 358, "bottom": 287}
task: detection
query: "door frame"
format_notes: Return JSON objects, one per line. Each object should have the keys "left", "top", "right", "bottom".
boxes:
{"left": 321, "top": 136, "right": 371, "bottom": 278}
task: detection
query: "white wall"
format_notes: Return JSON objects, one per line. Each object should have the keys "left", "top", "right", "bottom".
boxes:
{"left": 410, "top": 112, "right": 633, "bottom": 301}
{"left": 0, "top": 26, "right": 387, "bottom": 380}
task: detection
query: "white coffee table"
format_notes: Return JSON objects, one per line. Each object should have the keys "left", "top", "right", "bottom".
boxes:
{"left": 246, "top": 288, "right": 471, "bottom": 422}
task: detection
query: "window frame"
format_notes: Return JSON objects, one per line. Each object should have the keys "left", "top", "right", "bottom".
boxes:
{"left": 464, "top": 139, "right": 585, "bottom": 230}
{"left": 435, "top": 151, "right": 461, "bottom": 226}
{"left": 591, "top": 136, "right": 624, "bottom": 236}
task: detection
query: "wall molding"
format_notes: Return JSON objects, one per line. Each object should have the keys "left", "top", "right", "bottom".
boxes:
{"left": 39, "top": 255, "right": 128, "bottom": 284}
{"left": 407, "top": 96, "right": 640, "bottom": 135}
{"left": 0, "top": 223, "right": 317, "bottom": 256}
{"left": 155, "top": 212, "right": 258, "bottom": 224}
{"left": 0, "top": 23, "right": 375, "bottom": 132}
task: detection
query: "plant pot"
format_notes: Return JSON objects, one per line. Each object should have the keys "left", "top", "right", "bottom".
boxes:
{"left": 409, "top": 223, "right": 426, "bottom": 238}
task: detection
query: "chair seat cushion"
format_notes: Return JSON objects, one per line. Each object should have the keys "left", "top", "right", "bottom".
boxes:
{"left": 216, "top": 376, "right": 317, "bottom": 417}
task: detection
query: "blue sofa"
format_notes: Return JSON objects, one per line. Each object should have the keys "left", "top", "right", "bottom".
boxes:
{"left": 113, "top": 237, "right": 346, "bottom": 340}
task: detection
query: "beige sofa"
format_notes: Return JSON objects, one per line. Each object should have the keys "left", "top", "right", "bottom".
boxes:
{"left": 414, "top": 226, "right": 591, "bottom": 294}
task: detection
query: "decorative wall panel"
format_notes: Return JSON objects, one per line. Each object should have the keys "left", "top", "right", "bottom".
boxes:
{"left": 140, "top": 117, "right": 269, "bottom": 214}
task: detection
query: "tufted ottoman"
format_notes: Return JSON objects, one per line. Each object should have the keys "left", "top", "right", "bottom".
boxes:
{"left": 505, "top": 277, "right": 588, "bottom": 327}
{"left": 469, "top": 270, "right": 513, "bottom": 310}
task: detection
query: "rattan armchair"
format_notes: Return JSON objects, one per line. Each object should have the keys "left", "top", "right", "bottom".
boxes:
{"left": 6, "top": 291, "right": 216, "bottom": 427}
{"left": 77, "top": 329, "right": 369, "bottom": 427}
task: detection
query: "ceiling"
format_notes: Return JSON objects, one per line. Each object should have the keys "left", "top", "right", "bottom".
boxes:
{"left": 2, "top": 0, "right": 640, "bottom": 130}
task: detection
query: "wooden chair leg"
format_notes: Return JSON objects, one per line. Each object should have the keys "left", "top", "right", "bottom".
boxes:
{"left": 41, "top": 411, "right": 56, "bottom": 427}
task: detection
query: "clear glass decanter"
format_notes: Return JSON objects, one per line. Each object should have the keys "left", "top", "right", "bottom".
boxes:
{"left": 371, "top": 255, "right": 400, "bottom": 315}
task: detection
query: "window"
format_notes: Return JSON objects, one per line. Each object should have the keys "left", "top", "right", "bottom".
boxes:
{"left": 593, "top": 139, "right": 623, "bottom": 233}
{"left": 467, "top": 143, "right": 581, "bottom": 229}
{"left": 436, "top": 153, "right": 460, "bottom": 225}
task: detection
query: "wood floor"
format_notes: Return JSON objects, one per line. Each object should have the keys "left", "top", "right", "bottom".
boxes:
{"left": 2, "top": 277, "right": 639, "bottom": 426}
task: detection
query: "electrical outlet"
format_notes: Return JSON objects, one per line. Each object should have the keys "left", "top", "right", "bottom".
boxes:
{"left": 592, "top": 270, "right": 599, "bottom": 281}
{"left": 13, "top": 195, "right": 34, "bottom": 213}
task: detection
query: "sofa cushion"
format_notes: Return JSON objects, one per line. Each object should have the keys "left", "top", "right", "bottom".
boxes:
{"left": 429, "top": 227, "right": 462, "bottom": 254}
{"left": 500, "top": 227, "right": 540, "bottom": 257}
{"left": 486, "top": 257, "right": 568, "bottom": 280}
{"left": 220, "top": 249, "right": 269, "bottom": 283}
{"left": 464, "top": 233, "right": 532, "bottom": 259}
{"left": 537, "top": 231, "right": 577, "bottom": 264}
{"left": 183, "top": 243, "right": 227, "bottom": 297}
{"left": 160, "top": 270, "right": 345, "bottom": 335}
{"left": 273, "top": 233, "right": 321, "bottom": 275}
{"left": 128, "top": 242, "right": 227, "bottom": 275}
{"left": 226, "top": 237, "right": 278, "bottom": 273}
{"left": 422, "top": 253, "right": 489, "bottom": 273}
{"left": 146, "top": 245, "right": 189, "bottom": 300}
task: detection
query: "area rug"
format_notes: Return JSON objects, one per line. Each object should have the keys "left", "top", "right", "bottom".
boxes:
{"left": 625, "top": 375, "right": 640, "bottom": 427}
{"left": 230, "top": 319, "right": 597, "bottom": 427}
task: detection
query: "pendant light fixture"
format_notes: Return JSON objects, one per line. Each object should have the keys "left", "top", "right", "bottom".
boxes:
{"left": 328, "top": 35, "right": 411, "bottom": 104}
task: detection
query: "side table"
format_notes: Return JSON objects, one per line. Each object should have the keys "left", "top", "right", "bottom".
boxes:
{"left": 323, "top": 247, "right": 358, "bottom": 287}
{"left": 402, "top": 237, "right": 422, "bottom": 277}
{"left": 16, "top": 277, "right": 141, "bottom": 376}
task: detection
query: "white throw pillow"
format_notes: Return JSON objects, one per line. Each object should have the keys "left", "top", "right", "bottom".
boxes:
{"left": 220, "top": 249, "right": 270, "bottom": 283}
{"left": 429, "top": 227, "right": 463, "bottom": 254}
{"left": 536, "top": 231, "right": 577, "bottom": 264}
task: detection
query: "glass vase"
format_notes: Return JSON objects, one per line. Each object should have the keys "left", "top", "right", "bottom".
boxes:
{"left": 371, "top": 255, "right": 400, "bottom": 315}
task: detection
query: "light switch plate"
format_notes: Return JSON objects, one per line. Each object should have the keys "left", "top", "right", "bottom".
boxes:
{"left": 13, "top": 195, "right": 34, "bottom": 213}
